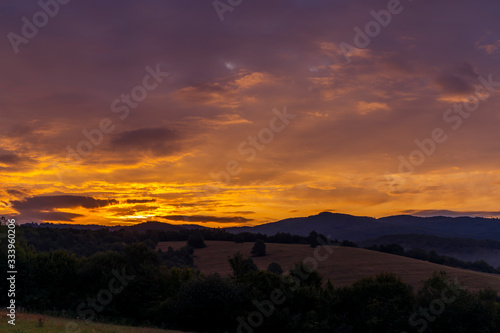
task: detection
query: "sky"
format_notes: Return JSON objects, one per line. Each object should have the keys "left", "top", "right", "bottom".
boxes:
{"left": 2, "top": 0, "right": 500, "bottom": 227}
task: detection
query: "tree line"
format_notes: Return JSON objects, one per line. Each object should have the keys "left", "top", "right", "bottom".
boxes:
{"left": 15, "top": 224, "right": 500, "bottom": 275}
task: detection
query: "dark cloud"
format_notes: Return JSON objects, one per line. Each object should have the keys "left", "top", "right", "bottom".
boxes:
{"left": 435, "top": 74, "right": 473, "bottom": 95}
{"left": 160, "top": 215, "right": 253, "bottom": 223}
{"left": 32, "top": 211, "right": 85, "bottom": 222}
{"left": 456, "top": 62, "right": 478, "bottom": 78}
{"left": 125, "top": 199, "right": 157, "bottom": 204}
{"left": 111, "top": 128, "right": 180, "bottom": 155}
{"left": 7, "top": 189, "right": 28, "bottom": 196}
{"left": 401, "top": 210, "right": 500, "bottom": 218}
{"left": 0, "top": 152, "right": 22, "bottom": 165}
{"left": 0, "top": 150, "right": 36, "bottom": 170}
{"left": 12, "top": 195, "right": 118, "bottom": 211}
{"left": 11, "top": 195, "right": 118, "bottom": 222}
{"left": 434, "top": 62, "right": 481, "bottom": 96}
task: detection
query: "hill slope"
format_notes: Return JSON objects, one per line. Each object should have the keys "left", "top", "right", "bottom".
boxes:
{"left": 0, "top": 311, "right": 187, "bottom": 333}
{"left": 158, "top": 240, "right": 500, "bottom": 292}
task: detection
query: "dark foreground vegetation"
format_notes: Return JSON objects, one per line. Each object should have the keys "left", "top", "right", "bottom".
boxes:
{"left": 1, "top": 221, "right": 500, "bottom": 332}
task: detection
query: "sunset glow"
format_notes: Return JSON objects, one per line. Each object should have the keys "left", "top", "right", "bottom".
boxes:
{"left": 2, "top": 0, "right": 500, "bottom": 226}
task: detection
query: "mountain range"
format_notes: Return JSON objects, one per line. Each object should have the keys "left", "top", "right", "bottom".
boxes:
{"left": 226, "top": 212, "right": 500, "bottom": 242}
{"left": 27, "top": 212, "right": 500, "bottom": 242}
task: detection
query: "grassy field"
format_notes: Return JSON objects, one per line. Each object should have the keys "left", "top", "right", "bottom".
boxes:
{"left": 158, "top": 240, "right": 500, "bottom": 292}
{"left": 0, "top": 311, "right": 187, "bottom": 333}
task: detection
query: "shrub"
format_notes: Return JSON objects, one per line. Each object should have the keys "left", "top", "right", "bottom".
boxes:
{"left": 267, "top": 262, "right": 283, "bottom": 275}
{"left": 251, "top": 239, "right": 266, "bottom": 257}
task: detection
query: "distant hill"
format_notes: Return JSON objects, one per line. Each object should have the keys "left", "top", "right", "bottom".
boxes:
{"left": 25, "top": 221, "right": 208, "bottom": 232}
{"left": 226, "top": 212, "right": 500, "bottom": 242}
{"left": 30, "top": 212, "right": 500, "bottom": 242}
{"left": 122, "top": 221, "right": 186, "bottom": 232}
{"left": 360, "top": 234, "right": 500, "bottom": 267}
{"left": 26, "top": 222, "right": 110, "bottom": 230}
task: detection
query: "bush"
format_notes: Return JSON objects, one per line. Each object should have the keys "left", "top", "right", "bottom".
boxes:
{"left": 267, "top": 262, "right": 283, "bottom": 275}
{"left": 228, "top": 252, "right": 258, "bottom": 279}
{"left": 251, "top": 239, "right": 266, "bottom": 257}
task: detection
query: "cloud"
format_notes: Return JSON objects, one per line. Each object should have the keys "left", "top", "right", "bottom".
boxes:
{"left": 7, "top": 189, "right": 29, "bottom": 197}
{"left": 400, "top": 209, "right": 500, "bottom": 218}
{"left": 2, "top": 0, "right": 500, "bottom": 224}
{"left": 435, "top": 74, "right": 473, "bottom": 95}
{"left": 110, "top": 127, "right": 180, "bottom": 155}
{"left": 159, "top": 215, "right": 253, "bottom": 223}
{"left": 0, "top": 152, "right": 22, "bottom": 165}
{"left": 233, "top": 72, "right": 276, "bottom": 89}
{"left": 12, "top": 195, "right": 118, "bottom": 211}
{"left": 222, "top": 211, "right": 255, "bottom": 215}
{"left": 125, "top": 199, "right": 157, "bottom": 204}
{"left": 283, "top": 185, "right": 389, "bottom": 206}
{"left": 434, "top": 63, "right": 479, "bottom": 97}
{"left": 31, "top": 211, "right": 85, "bottom": 222}
{"left": 357, "top": 101, "right": 390, "bottom": 115}
{"left": 174, "top": 82, "right": 239, "bottom": 108}
{"left": 11, "top": 195, "right": 118, "bottom": 222}
{"left": 477, "top": 39, "right": 500, "bottom": 55}
{"left": 108, "top": 205, "right": 159, "bottom": 216}
{"left": 0, "top": 150, "right": 35, "bottom": 170}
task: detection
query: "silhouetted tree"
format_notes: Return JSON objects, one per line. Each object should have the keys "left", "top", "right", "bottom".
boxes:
{"left": 228, "top": 252, "right": 258, "bottom": 279}
{"left": 251, "top": 239, "right": 266, "bottom": 256}
{"left": 308, "top": 230, "right": 320, "bottom": 248}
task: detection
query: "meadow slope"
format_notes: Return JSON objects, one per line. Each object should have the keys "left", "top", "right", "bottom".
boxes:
{"left": 0, "top": 311, "right": 188, "bottom": 333}
{"left": 158, "top": 240, "right": 500, "bottom": 292}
